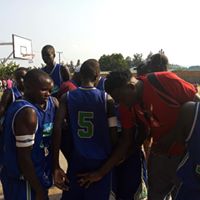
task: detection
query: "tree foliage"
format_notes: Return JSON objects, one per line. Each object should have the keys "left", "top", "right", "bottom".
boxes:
{"left": 132, "top": 53, "right": 143, "bottom": 67}
{"left": 99, "top": 53, "right": 129, "bottom": 71}
{"left": 0, "top": 62, "right": 19, "bottom": 78}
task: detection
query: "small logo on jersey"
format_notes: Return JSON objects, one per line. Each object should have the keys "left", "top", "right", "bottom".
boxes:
{"left": 43, "top": 123, "right": 53, "bottom": 137}
{"left": 51, "top": 85, "right": 59, "bottom": 94}
{"left": 195, "top": 165, "right": 200, "bottom": 175}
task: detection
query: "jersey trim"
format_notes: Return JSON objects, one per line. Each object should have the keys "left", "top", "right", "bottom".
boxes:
{"left": 48, "top": 63, "right": 57, "bottom": 75}
{"left": 79, "top": 86, "right": 96, "bottom": 90}
{"left": 177, "top": 103, "right": 200, "bottom": 171}
{"left": 177, "top": 152, "right": 189, "bottom": 171}
{"left": 105, "top": 92, "right": 108, "bottom": 112}
{"left": 26, "top": 181, "right": 32, "bottom": 200}
{"left": 185, "top": 102, "right": 199, "bottom": 142}
{"left": 11, "top": 103, "right": 38, "bottom": 147}
{"left": 11, "top": 88, "right": 15, "bottom": 102}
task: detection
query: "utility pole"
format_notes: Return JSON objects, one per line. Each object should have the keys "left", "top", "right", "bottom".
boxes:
{"left": 57, "top": 51, "right": 63, "bottom": 64}
{"left": 0, "top": 42, "right": 13, "bottom": 64}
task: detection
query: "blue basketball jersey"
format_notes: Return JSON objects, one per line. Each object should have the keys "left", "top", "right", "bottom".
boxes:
{"left": 177, "top": 102, "right": 200, "bottom": 189}
{"left": 67, "top": 87, "right": 111, "bottom": 160}
{"left": 3, "top": 97, "right": 55, "bottom": 188}
{"left": 42, "top": 63, "right": 63, "bottom": 95}
{"left": 0, "top": 87, "right": 23, "bottom": 171}
{"left": 96, "top": 77, "right": 106, "bottom": 91}
{"left": 11, "top": 86, "right": 23, "bottom": 102}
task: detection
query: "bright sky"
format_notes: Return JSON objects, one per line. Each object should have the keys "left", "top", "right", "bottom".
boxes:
{"left": 1, "top": 0, "right": 200, "bottom": 67}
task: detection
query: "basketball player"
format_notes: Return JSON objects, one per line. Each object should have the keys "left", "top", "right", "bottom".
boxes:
{"left": 105, "top": 69, "right": 199, "bottom": 200}
{"left": 156, "top": 101, "right": 200, "bottom": 200}
{"left": 0, "top": 67, "right": 28, "bottom": 119}
{"left": 41, "top": 45, "right": 70, "bottom": 97}
{"left": 1, "top": 69, "right": 58, "bottom": 200}
{"left": 0, "top": 67, "right": 28, "bottom": 176}
{"left": 53, "top": 59, "right": 132, "bottom": 200}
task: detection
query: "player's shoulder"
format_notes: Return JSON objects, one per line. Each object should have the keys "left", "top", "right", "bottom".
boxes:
{"left": 12, "top": 102, "right": 37, "bottom": 123}
{"left": 182, "top": 101, "right": 197, "bottom": 114}
{"left": 153, "top": 71, "right": 177, "bottom": 79}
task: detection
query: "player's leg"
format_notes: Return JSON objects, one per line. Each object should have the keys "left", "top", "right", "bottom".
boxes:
{"left": 77, "top": 155, "right": 111, "bottom": 200}
{"left": 60, "top": 126, "right": 73, "bottom": 161}
{"left": 60, "top": 152, "right": 83, "bottom": 200}
{"left": 61, "top": 163, "right": 83, "bottom": 200}
{"left": 85, "top": 172, "right": 111, "bottom": 200}
{"left": 114, "top": 148, "right": 142, "bottom": 200}
{"left": 1, "top": 176, "right": 40, "bottom": 200}
{"left": 148, "top": 153, "right": 181, "bottom": 200}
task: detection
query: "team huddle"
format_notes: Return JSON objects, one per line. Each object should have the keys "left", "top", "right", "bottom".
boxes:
{"left": 0, "top": 45, "right": 200, "bottom": 200}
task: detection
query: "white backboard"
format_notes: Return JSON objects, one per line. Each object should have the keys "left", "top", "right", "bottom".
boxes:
{"left": 12, "top": 34, "right": 33, "bottom": 60}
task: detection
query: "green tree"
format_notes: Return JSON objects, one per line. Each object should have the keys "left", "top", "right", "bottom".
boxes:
{"left": 132, "top": 53, "right": 143, "bottom": 67}
{"left": 0, "top": 61, "right": 19, "bottom": 78}
{"left": 99, "top": 53, "right": 129, "bottom": 71}
{"left": 146, "top": 51, "right": 153, "bottom": 61}
{"left": 125, "top": 56, "right": 133, "bottom": 68}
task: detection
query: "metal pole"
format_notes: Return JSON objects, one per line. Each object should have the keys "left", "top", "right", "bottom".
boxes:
{"left": 0, "top": 42, "right": 13, "bottom": 46}
{"left": 57, "top": 51, "right": 63, "bottom": 64}
{"left": 1, "top": 51, "right": 13, "bottom": 64}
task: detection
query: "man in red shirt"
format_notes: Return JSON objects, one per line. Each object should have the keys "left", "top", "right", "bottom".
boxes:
{"left": 58, "top": 66, "right": 81, "bottom": 98}
{"left": 105, "top": 70, "right": 199, "bottom": 200}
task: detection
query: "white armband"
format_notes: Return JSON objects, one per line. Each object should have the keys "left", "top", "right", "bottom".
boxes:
{"left": 108, "top": 116, "right": 118, "bottom": 127}
{"left": 15, "top": 134, "right": 35, "bottom": 147}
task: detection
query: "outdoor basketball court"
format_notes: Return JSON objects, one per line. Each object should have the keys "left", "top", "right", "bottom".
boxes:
{"left": 0, "top": 34, "right": 34, "bottom": 65}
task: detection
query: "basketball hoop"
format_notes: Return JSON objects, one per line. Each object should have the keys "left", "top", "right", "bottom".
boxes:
{"left": 21, "top": 53, "right": 35, "bottom": 61}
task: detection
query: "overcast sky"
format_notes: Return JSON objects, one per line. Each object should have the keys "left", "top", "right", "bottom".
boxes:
{"left": 1, "top": 0, "right": 200, "bottom": 67}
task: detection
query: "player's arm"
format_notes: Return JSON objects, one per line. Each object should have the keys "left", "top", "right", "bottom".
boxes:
{"left": 0, "top": 89, "right": 13, "bottom": 134}
{"left": 15, "top": 108, "right": 46, "bottom": 199}
{"left": 78, "top": 98, "right": 134, "bottom": 188}
{"left": 106, "top": 94, "right": 118, "bottom": 146}
{"left": 175, "top": 102, "right": 196, "bottom": 142}
{"left": 61, "top": 65, "right": 70, "bottom": 82}
{"left": 0, "top": 89, "right": 13, "bottom": 118}
{"left": 153, "top": 101, "right": 196, "bottom": 154}
{"left": 194, "top": 93, "right": 200, "bottom": 102}
{"left": 52, "top": 94, "right": 68, "bottom": 190}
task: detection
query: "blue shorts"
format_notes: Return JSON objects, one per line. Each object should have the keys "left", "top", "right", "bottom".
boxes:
{"left": 61, "top": 151, "right": 111, "bottom": 200}
{"left": 1, "top": 168, "right": 49, "bottom": 200}
{"left": 112, "top": 148, "right": 146, "bottom": 200}
{"left": 175, "top": 184, "right": 200, "bottom": 200}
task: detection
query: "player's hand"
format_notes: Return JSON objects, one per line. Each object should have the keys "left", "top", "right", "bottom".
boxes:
{"left": 77, "top": 170, "right": 103, "bottom": 188}
{"left": 53, "top": 167, "right": 69, "bottom": 191}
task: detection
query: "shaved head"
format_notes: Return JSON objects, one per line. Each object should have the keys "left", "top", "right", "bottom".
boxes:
{"left": 23, "top": 69, "right": 54, "bottom": 105}
{"left": 24, "top": 69, "right": 53, "bottom": 88}
{"left": 80, "top": 59, "right": 100, "bottom": 82}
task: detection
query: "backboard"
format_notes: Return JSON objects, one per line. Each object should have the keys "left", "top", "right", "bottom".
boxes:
{"left": 12, "top": 34, "right": 33, "bottom": 60}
